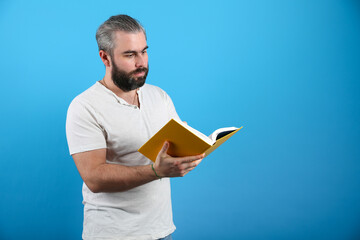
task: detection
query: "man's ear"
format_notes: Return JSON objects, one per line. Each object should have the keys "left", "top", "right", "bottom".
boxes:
{"left": 99, "top": 50, "right": 111, "bottom": 68}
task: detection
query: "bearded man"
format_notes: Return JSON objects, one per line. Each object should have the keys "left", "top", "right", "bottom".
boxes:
{"left": 66, "top": 14, "right": 204, "bottom": 240}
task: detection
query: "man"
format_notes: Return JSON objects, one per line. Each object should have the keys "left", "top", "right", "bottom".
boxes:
{"left": 66, "top": 14, "right": 204, "bottom": 240}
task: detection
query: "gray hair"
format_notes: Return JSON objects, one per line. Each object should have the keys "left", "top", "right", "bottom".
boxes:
{"left": 96, "top": 14, "right": 146, "bottom": 56}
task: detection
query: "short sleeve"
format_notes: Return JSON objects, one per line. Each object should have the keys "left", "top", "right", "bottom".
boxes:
{"left": 66, "top": 98, "right": 107, "bottom": 155}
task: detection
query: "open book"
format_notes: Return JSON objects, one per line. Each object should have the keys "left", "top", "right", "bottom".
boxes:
{"left": 138, "top": 118, "right": 243, "bottom": 162}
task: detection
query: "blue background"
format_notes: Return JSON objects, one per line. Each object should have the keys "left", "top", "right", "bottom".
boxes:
{"left": 1, "top": 0, "right": 360, "bottom": 239}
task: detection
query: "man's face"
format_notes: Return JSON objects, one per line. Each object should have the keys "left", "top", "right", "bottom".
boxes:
{"left": 110, "top": 31, "right": 149, "bottom": 92}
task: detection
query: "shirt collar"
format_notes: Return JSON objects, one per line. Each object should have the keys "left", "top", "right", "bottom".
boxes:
{"left": 96, "top": 81, "right": 142, "bottom": 107}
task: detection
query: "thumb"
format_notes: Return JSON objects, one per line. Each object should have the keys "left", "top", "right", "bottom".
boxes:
{"left": 159, "top": 141, "right": 170, "bottom": 156}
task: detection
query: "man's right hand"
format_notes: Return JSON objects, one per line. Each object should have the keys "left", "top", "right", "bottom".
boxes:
{"left": 153, "top": 141, "right": 205, "bottom": 178}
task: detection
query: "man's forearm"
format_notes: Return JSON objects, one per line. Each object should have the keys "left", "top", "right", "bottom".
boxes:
{"left": 73, "top": 143, "right": 203, "bottom": 193}
{"left": 86, "top": 163, "right": 158, "bottom": 193}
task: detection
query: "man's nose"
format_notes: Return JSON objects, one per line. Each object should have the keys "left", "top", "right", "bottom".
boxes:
{"left": 135, "top": 55, "right": 146, "bottom": 68}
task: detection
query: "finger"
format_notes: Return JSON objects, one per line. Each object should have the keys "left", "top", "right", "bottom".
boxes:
{"left": 184, "top": 162, "right": 197, "bottom": 171}
{"left": 186, "top": 166, "right": 196, "bottom": 172}
{"left": 159, "top": 141, "right": 170, "bottom": 154}
{"left": 177, "top": 159, "right": 201, "bottom": 174}
{"left": 179, "top": 154, "right": 204, "bottom": 163}
{"left": 185, "top": 159, "right": 202, "bottom": 170}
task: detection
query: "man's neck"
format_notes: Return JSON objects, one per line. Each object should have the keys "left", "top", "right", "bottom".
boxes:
{"left": 101, "top": 75, "right": 139, "bottom": 107}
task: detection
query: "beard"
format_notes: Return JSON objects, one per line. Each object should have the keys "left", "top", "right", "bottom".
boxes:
{"left": 111, "top": 60, "right": 149, "bottom": 92}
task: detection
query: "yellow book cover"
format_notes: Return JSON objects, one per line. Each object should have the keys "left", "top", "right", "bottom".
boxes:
{"left": 138, "top": 118, "right": 242, "bottom": 162}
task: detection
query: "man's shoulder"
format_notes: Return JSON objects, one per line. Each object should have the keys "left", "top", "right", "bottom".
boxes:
{"left": 142, "top": 83, "right": 163, "bottom": 92}
{"left": 142, "top": 83, "right": 169, "bottom": 98}
{"left": 68, "top": 82, "right": 104, "bottom": 110}
{"left": 75, "top": 82, "right": 102, "bottom": 98}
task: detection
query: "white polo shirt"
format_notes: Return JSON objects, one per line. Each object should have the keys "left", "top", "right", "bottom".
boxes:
{"left": 66, "top": 82, "right": 179, "bottom": 240}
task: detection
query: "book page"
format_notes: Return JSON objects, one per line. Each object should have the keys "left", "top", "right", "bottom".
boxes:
{"left": 173, "top": 118, "right": 214, "bottom": 145}
{"left": 208, "top": 127, "right": 239, "bottom": 142}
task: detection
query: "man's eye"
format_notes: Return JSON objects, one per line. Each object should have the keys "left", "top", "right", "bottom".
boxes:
{"left": 125, "top": 54, "right": 134, "bottom": 58}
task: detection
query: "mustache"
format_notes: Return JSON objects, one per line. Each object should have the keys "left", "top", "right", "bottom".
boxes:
{"left": 130, "top": 67, "right": 148, "bottom": 75}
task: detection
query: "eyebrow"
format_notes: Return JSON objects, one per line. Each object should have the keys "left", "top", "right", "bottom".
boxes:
{"left": 123, "top": 46, "right": 149, "bottom": 54}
